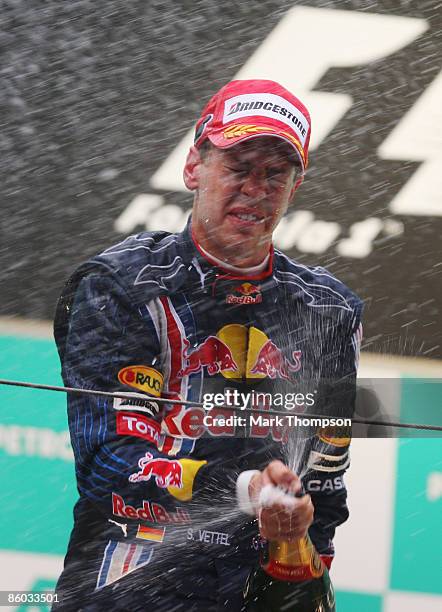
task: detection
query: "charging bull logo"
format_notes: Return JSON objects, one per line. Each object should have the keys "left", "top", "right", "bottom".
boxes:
{"left": 178, "top": 337, "right": 237, "bottom": 377}
{"left": 236, "top": 283, "right": 260, "bottom": 295}
{"left": 251, "top": 341, "right": 302, "bottom": 380}
{"left": 129, "top": 452, "right": 183, "bottom": 488}
{"left": 178, "top": 324, "right": 301, "bottom": 380}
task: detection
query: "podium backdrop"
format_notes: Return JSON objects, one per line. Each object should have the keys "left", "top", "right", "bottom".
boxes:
{"left": 1, "top": 0, "right": 441, "bottom": 358}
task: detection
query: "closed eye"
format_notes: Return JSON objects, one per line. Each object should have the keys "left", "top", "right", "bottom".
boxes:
{"left": 225, "top": 164, "right": 248, "bottom": 173}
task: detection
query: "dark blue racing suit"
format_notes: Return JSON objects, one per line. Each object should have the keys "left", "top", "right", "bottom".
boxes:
{"left": 53, "top": 221, "right": 363, "bottom": 611}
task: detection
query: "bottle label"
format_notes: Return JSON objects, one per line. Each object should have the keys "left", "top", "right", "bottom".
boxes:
{"left": 263, "top": 545, "right": 324, "bottom": 582}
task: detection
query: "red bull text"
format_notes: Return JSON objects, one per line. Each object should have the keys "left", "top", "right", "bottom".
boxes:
{"left": 112, "top": 492, "right": 190, "bottom": 524}
{"left": 226, "top": 283, "right": 262, "bottom": 305}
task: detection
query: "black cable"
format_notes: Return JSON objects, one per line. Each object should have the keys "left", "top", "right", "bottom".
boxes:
{"left": 1, "top": 377, "right": 441, "bottom": 432}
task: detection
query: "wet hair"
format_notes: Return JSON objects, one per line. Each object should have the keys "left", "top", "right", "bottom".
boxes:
{"left": 197, "top": 139, "right": 213, "bottom": 161}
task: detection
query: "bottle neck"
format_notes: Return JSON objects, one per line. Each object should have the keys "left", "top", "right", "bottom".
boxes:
{"left": 263, "top": 536, "right": 325, "bottom": 583}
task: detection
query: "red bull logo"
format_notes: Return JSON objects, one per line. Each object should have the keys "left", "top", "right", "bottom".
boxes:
{"left": 226, "top": 282, "right": 262, "bottom": 305}
{"left": 178, "top": 337, "right": 238, "bottom": 377}
{"left": 251, "top": 341, "right": 302, "bottom": 380}
{"left": 129, "top": 452, "right": 183, "bottom": 488}
{"left": 178, "top": 325, "right": 301, "bottom": 381}
{"left": 112, "top": 492, "right": 190, "bottom": 524}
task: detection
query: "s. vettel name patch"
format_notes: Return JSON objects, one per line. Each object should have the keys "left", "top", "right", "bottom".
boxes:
{"left": 118, "top": 365, "right": 163, "bottom": 396}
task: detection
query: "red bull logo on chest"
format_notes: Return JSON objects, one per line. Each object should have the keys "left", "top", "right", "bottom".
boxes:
{"left": 251, "top": 341, "right": 302, "bottom": 380}
{"left": 178, "top": 324, "right": 301, "bottom": 381}
{"left": 226, "top": 282, "right": 262, "bottom": 305}
{"left": 178, "top": 336, "right": 237, "bottom": 377}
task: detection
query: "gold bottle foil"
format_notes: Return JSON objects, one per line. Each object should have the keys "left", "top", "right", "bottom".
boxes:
{"left": 263, "top": 536, "right": 325, "bottom": 582}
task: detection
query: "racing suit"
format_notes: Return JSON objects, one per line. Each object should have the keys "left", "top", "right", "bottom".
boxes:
{"left": 53, "top": 220, "right": 363, "bottom": 611}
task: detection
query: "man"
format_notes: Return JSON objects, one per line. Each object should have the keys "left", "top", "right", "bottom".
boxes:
{"left": 53, "top": 79, "right": 363, "bottom": 611}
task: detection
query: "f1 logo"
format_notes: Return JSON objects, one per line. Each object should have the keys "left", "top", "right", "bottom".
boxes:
{"left": 115, "top": 6, "right": 439, "bottom": 255}
{"left": 148, "top": 6, "right": 428, "bottom": 190}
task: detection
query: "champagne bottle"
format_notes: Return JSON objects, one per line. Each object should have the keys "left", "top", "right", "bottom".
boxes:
{"left": 243, "top": 535, "right": 336, "bottom": 612}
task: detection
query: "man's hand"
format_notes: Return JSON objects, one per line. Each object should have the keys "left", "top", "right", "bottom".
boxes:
{"left": 249, "top": 460, "right": 314, "bottom": 542}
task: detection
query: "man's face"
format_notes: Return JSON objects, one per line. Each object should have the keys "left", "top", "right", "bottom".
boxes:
{"left": 186, "top": 137, "right": 301, "bottom": 267}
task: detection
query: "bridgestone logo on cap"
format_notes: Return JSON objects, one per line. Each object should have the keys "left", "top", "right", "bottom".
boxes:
{"left": 223, "top": 93, "right": 309, "bottom": 147}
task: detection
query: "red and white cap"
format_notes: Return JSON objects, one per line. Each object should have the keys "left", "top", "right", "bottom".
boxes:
{"left": 194, "top": 79, "right": 311, "bottom": 172}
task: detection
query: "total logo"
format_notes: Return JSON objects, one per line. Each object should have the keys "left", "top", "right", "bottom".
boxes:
{"left": 112, "top": 492, "right": 190, "bottom": 524}
{"left": 226, "top": 282, "right": 262, "bottom": 305}
{"left": 129, "top": 452, "right": 183, "bottom": 488}
{"left": 116, "top": 412, "right": 160, "bottom": 445}
{"left": 118, "top": 365, "right": 163, "bottom": 396}
{"left": 179, "top": 324, "right": 301, "bottom": 381}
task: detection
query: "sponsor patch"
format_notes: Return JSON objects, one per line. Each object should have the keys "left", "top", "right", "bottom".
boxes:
{"left": 129, "top": 452, "right": 183, "bottom": 488}
{"left": 118, "top": 365, "right": 163, "bottom": 396}
{"left": 112, "top": 492, "right": 191, "bottom": 524}
{"left": 179, "top": 325, "right": 301, "bottom": 381}
{"left": 166, "top": 457, "right": 207, "bottom": 502}
{"left": 306, "top": 477, "right": 344, "bottom": 492}
{"left": 223, "top": 93, "right": 309, "bottom": 146}
{"left": 136, "top": 525, "right": 165, "bottom": 543}
{"left": 96, "top": 540, "right": 154, "bottom": 590}
{"left": 187, "top": 527, "right": 230, "bottom": 546}
{"left": 178, "top": 336, "right": 238, "bottom": 377}
{"left": 250, "top": 341, "right": 302, "bottom": 380}
{"left": 127, "top": 452, "right": 207, "bottom": 502}
{"left": 116, "top": 412, "right": 160, "bottom": 445}
{"left": 226, "top": 282, "right": 262, "bottom": 305}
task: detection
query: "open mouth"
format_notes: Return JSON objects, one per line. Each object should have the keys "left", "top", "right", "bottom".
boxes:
{"left": 229, "top": 210, "right": 265, "bottom": 224}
